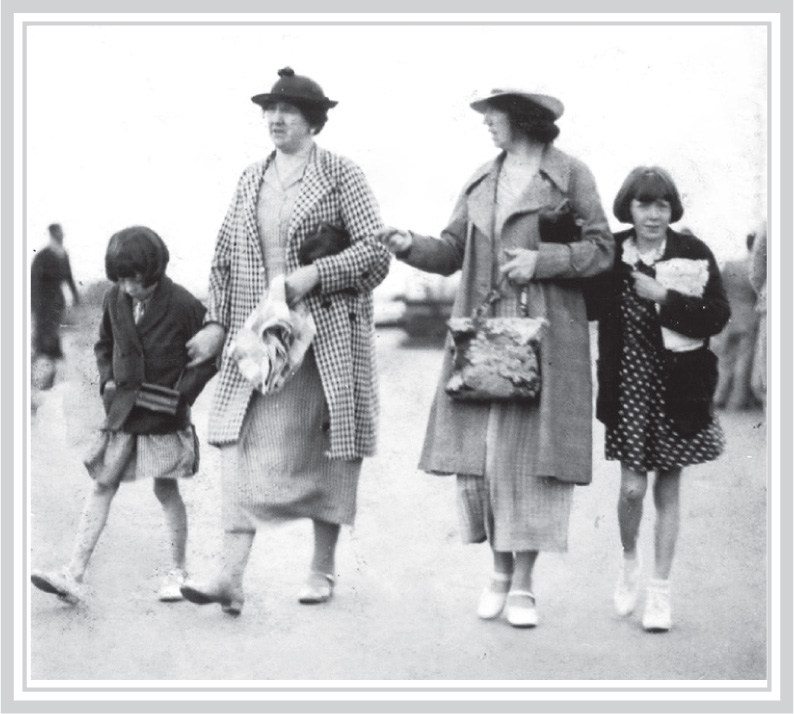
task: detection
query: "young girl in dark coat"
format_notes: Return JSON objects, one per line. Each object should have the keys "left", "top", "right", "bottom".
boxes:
{"left": 31, "top": 226, "right": 217, "bottom": 604}
{"left": 588, "top": 167, "right": 730, "bottom": 632}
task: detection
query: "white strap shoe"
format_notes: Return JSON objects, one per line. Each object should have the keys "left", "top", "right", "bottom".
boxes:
{"left": 505, "top": 589, "right": 538, "bottom": 628}
{"left": 157, "top": 568, "right": 187, "bottom": 602}
{"left": 476, "top": 571, "right": 512, "bottom": 620}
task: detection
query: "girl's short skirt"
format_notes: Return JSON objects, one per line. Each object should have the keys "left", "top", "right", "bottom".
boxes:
{"left": 83, "top": 427, "right": 199, "bottom": 487}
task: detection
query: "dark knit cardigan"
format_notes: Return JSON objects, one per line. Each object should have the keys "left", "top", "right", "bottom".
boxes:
{"left": 95, "top": 276, "right": 217, "bottom": 434}
{"left": 586, "top": 228, "right": 730, "bottom": 436}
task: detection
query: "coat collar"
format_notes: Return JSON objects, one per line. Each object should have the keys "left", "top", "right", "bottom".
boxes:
{"left": 240, "top": 145, "right": 335, "bottom": 261}
{"left": 614, "top": 227, "right": 687, "bottom": 263}
{"left": 463, "top": 144, "right": 572, "bottom": 239}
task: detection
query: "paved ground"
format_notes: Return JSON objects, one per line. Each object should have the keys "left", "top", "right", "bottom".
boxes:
{"left": 27, "top": 305, "right": 767, "bottom": 682}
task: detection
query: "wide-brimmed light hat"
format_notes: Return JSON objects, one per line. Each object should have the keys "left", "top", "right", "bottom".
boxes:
{"left": 251, "top": 67, "right": 337, "bottom": 109}
{"left": 470, "top": 88, "right": 564, "bottom": 119}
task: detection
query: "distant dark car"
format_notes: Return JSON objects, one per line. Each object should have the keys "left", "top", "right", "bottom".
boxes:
{"left": 400, "top": 274, "right": 458, "bottom": 340}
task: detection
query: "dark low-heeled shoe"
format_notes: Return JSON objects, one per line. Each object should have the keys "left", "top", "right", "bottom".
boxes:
{"left": 180, "top": 578, "right": 244, "bottom": 616}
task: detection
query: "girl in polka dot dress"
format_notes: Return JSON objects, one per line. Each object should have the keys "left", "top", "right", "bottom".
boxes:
{"left": 587, "top": 167, "right": 730, "bottom": 632}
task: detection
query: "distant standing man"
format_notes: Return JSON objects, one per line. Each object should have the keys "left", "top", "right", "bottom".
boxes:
{"left": 31, "top": 223, "right": 79, "bottom": 367}
{"left": 712, "top": 232, "right": 760, "bottom": 410}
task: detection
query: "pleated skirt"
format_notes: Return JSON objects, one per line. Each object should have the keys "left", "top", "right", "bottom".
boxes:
{"left": 83, "top": 427, "right": 198, "bottom": 487}
{"left": 221, "top": 348, "right": 362, "bottom": 530}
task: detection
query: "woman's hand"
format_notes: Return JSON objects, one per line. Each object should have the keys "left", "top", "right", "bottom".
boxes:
{"left": 631, "top": 271, "right": 669, "bottom": 304}
{"left": 499, "top": 248, "right": 539, "bottom": 286}
{"left": 285, "top": 264, "right": 320, "bottom": 307}
{"left": 101, "top": 380, "right": 116, "bottom": 414}
{"left": 374, "top": 227, "right": 413, "bottom": 255}
{"left": 186, "top": 323, "right": 226, "bottom": 367}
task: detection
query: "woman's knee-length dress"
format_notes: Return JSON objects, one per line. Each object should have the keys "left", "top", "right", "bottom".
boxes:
{"left": 605, "top": 280, "right": 725, "bottom": 472}
{"left": 456, "top": 166, "right": 574, "bottom": 553}
{"left": 221, "top": 159, "right": 361, "bottom": 530}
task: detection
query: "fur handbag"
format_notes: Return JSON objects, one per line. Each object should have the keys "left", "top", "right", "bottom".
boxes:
{"left": 445, "top": 288, "right": 547, "bottom": 402}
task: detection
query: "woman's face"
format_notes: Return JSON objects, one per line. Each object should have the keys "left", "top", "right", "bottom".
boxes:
{"left": 482, "top": 106, "right": 515, "bottom": 150}
{"left": 264, "top": 102, "right": 315, "bottom": 154}
{"left": 630, "top": 198, "right": 672, "bottom": 243}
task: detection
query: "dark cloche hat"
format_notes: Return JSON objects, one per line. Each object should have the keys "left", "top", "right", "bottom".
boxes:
{"left": 251, "top": 67, "right": 338, "bottom": 109}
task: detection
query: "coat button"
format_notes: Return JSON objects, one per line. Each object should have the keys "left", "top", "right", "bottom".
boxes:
{"left": 321, "top": 297, "right": 331, "bottom": 309}
{"left": 349, "top": 312, "right": 356, "bottom": 322}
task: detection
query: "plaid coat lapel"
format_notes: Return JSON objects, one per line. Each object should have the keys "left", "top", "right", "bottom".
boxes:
{"left": 287, "top": 150, "right": 334, "bottom": 246}
{"left": 241, "top": 158, "right": 269, "bottom": 261}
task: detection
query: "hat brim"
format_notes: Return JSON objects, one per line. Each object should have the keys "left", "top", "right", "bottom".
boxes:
{"left": 470, "top": 90, "right": 563, "bottom": 120}
{"left": 251, "top": 93, "right": 338, "bottom": 109}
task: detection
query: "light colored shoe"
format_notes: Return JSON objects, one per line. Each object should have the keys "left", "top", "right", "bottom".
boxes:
{"left": 476, "top": 571, "right": 513, "bottom": 620}
{"left": 642, "top": 579, "right": 672, "bottom": 632}
{"left": 613, "top": 552, "right": 642, "bottom": 616}
{"left": 298, "top": 571, "right": 335, "bottom": 604}
{"left": 180, "top": 576, "right": 245, "bottom": 616}
{"left": 157, "top": 568, "right": 187, "bottom": 602}
{"left": 31, "top": 567, "right": 83, "bottom": 605}
{"left": 504, "top": 590, "right": 538, "bottom": 628}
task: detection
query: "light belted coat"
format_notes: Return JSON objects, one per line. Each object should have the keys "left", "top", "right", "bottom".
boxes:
{"left": 205, "top": 146, "right": 390, "bottom": 458}
{"left": 400, "top": 145, "right": 614, "bottom": 484}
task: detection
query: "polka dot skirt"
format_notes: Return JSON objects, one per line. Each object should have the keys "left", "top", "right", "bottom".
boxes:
{"left": 605, "top": 283, "right": 725, "bottom": 472}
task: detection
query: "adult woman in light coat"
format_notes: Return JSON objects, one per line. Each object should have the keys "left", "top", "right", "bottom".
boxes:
{"left": 181, "top": 67, "right": 390, "bottom": 615}
{"left": 377, "top": 87, "right": 614, "bottom": 627}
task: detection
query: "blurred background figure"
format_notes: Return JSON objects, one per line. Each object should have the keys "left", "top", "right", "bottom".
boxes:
{"left": 30, "top": 223, "right": 80, "bottom": 396}
{"left": 712, "top": 231, "right": 760, "bottom": 411}
{"left": 749, "top": 221, "right": 767, "bottom": 409}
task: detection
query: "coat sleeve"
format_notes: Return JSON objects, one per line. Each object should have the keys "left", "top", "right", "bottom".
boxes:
{"left": 205, "top": 177, "right": 243, "bottom": 329}
{"left": 534, "top": 158, "right": 615, "bottom": 280}
{"left": 177, "top": 296, "right": 218, "bottom": 405}
{"left": 658, "top": 242, "right": 731, "bottom": 339}
{"left": 313, "top": 159, "right": 391, "bottom": 295}
{"left": 94, "top": 291, "right": 114, "bottom": 393}
{"left": 397, "top": 189, "right": 470, "bottom": 276}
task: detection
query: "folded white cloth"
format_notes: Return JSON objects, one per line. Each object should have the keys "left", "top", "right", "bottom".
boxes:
{"left": 230, "top": 275, "right": 316, "bottom": 394}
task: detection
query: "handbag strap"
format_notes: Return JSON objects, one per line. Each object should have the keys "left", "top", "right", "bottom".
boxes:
{"left": 174, "top": 367, "right": 187, "bottom": 390}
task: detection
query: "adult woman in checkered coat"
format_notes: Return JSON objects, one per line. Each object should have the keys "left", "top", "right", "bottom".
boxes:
{"left": 180, "top": 68, "right": 390, "bottom": 615}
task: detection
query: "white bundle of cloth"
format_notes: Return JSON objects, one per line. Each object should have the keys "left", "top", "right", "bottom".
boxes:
{"left": 230, "top": 274, "right": 316, "bottom": 394}
{"left": 654, "top": 257, "right": 710, "bottom": 352}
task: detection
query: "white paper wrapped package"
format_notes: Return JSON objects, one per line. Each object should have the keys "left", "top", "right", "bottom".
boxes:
{"left": 654, "top": 258, "right": 710, "bottom": 351}
{"left": 230, "top": 275, "right": 316, "bottom": 394}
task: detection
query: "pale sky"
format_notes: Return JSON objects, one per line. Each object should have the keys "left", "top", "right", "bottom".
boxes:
{"left": 25, "top": 21, "right": 768, "bottom": 297}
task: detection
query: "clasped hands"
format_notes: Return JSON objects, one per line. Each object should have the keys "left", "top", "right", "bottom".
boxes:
{"left": 185, "top": 265, "right": 320, "bottom": 368}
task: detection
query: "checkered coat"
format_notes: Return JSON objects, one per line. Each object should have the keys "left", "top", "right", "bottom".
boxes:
{"left": 204, "top": 146, "right": 390, "bottom": 458}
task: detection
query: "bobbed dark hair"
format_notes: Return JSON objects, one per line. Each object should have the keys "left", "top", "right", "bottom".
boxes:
{"left": 487, "top": 94, "right": 560, "bottom": 144}
{"left": 612, "top": 166, "right": 684, "bottom": 224}
{"left": 105, "top": 226, "right": 170, "bottom": 288}
{"left": 259, "top": 99, "right": 329, "bottom": 135}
